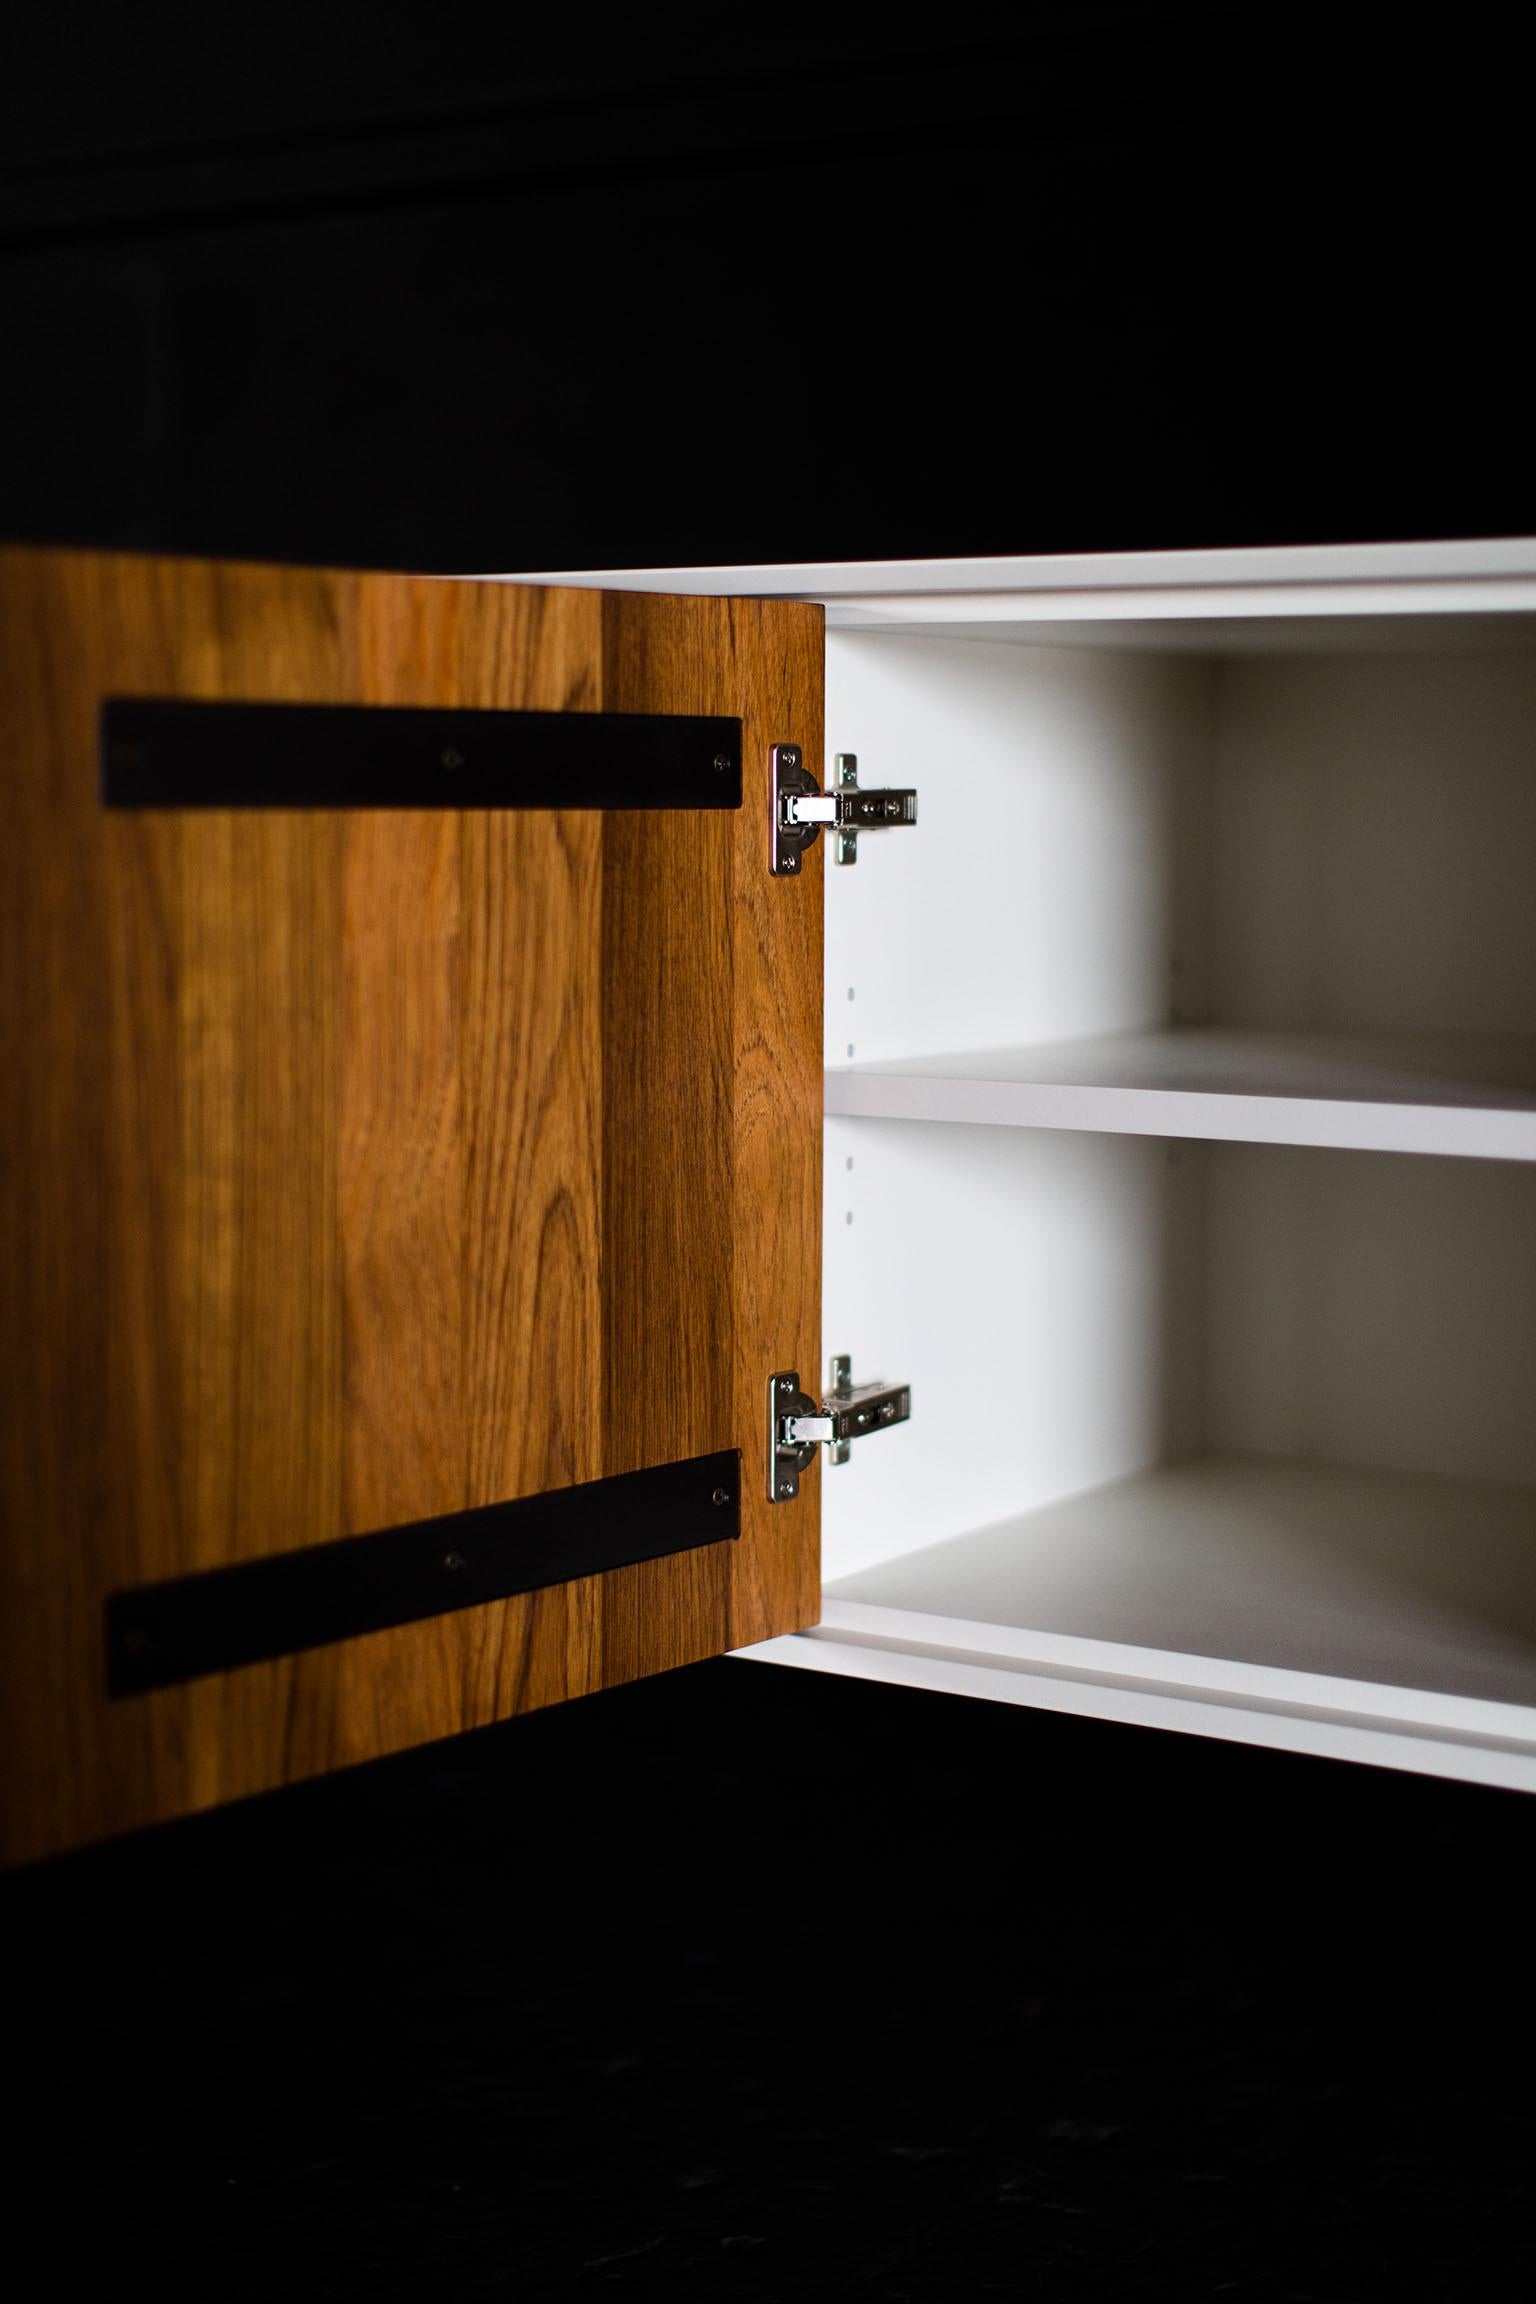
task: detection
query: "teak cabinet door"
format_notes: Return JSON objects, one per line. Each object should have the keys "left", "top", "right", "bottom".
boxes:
{"left": 0, "top": 552, "right": 823, "bottom": 1864}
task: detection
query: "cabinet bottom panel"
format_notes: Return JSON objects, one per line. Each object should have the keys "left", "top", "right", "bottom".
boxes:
{"left": 736, "top": 1453, "right": 1536, "bottom": 1792}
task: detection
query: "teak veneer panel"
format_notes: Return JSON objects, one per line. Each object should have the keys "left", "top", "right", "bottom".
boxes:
{"left": 0, "top": 551, "right": 824, "bottom": 1863}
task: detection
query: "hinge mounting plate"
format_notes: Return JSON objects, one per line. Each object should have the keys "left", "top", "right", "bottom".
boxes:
{"left": 770, "top": 746, "right": 917, "bottom": 875}
{"left": 768, "top": 1358, "right": 913, "bottom": 1501}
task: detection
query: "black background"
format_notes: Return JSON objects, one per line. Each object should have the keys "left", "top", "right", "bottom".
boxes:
{"left": 3, "top": 9, "right": 1534, "bottom": 569}
{"left": 9, "top": 1661, "right": 1532, "bottom": 2298}
{"left": 4, "top": 12, "right": 1535, "bottom": 2296}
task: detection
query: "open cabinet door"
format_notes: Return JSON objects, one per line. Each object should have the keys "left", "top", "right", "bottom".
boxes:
{"left": 0, "top": 553, "right": 823, "bottom": 1863}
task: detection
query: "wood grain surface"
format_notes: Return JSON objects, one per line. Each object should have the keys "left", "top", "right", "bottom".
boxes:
{"left": 0, "top": 551, "right": 823, "bottom": 1863}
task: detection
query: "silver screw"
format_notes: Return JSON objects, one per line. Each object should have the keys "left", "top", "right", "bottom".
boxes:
{"left": 713, "top": 753, "right": 732, "bottom": 773}
{"left": 712, "top": 1486, "right": 730, "bottom": 1507}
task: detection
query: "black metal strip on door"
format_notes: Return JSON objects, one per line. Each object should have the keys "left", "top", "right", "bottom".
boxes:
{"left": 105, "top": 1452, "right": 741, "bottom": 1696}
{"left": 100, "top": 700, "right": 743, "bottom": 809}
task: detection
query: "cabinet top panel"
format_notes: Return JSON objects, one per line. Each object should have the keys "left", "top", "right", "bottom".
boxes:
{"left": 503, "top": 538, "right": 1536, "bottom": 648}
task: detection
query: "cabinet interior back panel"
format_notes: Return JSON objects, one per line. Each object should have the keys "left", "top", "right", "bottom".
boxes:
{"left": 1205, "top": 1144, "right": 1536, "bottom": 1489}
{"left": 1211, "top": 653, "right": 1536, "bottom": 1037}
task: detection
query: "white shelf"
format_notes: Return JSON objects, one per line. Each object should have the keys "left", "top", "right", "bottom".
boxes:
{"left": 758, "top": 1456, "right": 1536, "bottom": 1788}
{"left": 825, "top": 1029, "right": 1536, "bottom": 1160}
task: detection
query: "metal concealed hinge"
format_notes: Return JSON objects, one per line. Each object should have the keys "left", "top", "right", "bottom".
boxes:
{"left": 770, "top": 746, "right": 918, "bottom": 874}
{"left": 767, "top": 1356, "right": 913, "bottom": 1501}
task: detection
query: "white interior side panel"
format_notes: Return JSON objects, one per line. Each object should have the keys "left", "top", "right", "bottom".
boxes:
{"left": 821, "top": 1118, "right": 1203, "bottom": 1580}
{"left": 823, "top": 633, "right": 1210, "bottom": 1068}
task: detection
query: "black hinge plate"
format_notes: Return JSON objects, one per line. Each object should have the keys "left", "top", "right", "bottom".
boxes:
{"left": 102, "top": 700, "right": 743, "bottom": 810}
{"left": 105, "top": 1451, "right": 740, "bottom": 1695}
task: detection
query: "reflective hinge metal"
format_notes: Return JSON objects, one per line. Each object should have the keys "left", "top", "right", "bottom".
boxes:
{"left": 771, "top": 746, "right": 918, "bottom": 873}
{"left": 768, "top": 1356, "right": 913, "bottom": 1501}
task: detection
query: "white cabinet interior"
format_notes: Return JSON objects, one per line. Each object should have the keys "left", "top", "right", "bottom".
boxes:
{"left": 524, "top": 542, "right": 1536, "bottom": 1787}
{"left": 804, "top": 584, "right": 1536, "bottom": 1789}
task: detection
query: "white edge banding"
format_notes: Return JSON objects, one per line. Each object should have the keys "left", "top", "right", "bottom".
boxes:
{"left": 824, "top": 1049, "right": 1536, "bottom": 1161}
{"left": 491, "top": 539, "right": 1536, "bottom": 628}
{"left": 729, "top": 1630, "right": 1536, "bottom": 1795}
